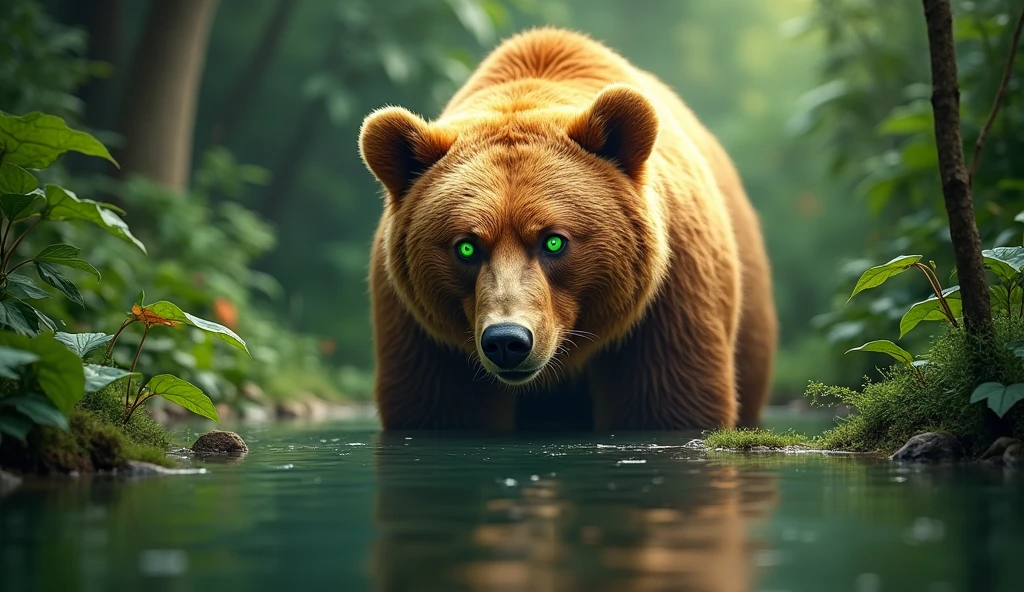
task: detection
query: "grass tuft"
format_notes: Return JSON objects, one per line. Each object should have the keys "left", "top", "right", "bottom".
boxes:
{"left": 703, "top": 427, "right": 811, "bottom": 450}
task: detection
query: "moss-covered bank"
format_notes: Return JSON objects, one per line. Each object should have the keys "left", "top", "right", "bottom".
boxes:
{"left": 0, "top": 386, "right": 177, "bottom": 475}
{"left": 708, "top": 316, "right": 1024, "bottom": 456}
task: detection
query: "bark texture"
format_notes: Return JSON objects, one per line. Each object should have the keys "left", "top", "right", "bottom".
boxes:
{"left": 114, "top": 0, "right": 220, "bottom": 190}
{"left": 922, "top": 0, "right": 994, "bottom": 346}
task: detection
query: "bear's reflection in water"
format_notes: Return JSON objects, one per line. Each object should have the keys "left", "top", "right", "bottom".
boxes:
{"left": 368, "top": 433, "right": 779, "bottom": 592}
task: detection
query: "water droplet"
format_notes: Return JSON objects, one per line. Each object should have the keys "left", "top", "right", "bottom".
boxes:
{"left": 499, "top": 478, "right": 517, "bottom": 487}
{"left": 530, "top": 475, "right": 539, "bottom": 481}
{"left": 274, "top": 464, "right": 294, "bottom": 470}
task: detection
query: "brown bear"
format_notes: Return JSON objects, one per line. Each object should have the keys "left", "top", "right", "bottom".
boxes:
{"left": 358, "top": 27, "right": 777, "bottom": 431}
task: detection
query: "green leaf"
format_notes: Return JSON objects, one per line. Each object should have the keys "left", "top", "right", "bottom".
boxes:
{"left": 0, "top": 344, "right": 40, "bottom": 379}
{"left": 0, "top": 299, "right": 42, "bottom": 335}
{"left": 899, "top": 286, "right": 962, "bottom": 338}
{"left": 138, "top": 300, "right": 249, "bottom": 355}
{"left": 35, "top": 262, "right": 83, "bottom": 306}
{"left": 0, "top": 192, "right": 44, "bottom": 221}
{"left": 845, "top": 340, "right": 915, "bottom": 366}
{"left": 4, "top": 274, "right": 51, "bottom": 300}
{"left": 848, "top": 255, "right": 923, "bottom": 301}
{"left": 84, "top": 364, "right": 138, "bottom": 392}
{"left": 0, "top": 110, "right": 118, "bottom": 169}
{"left": 0, "top": 410, "right": 33, "bottom": 441}
{"left": 135, "top": 289, "right": 145, "bottom": 307}
{"left": 43, "top": 185, "right": 146, "bottom": 253}
{"left": 970, "top": 382, "right": 1024, "bottom": 418}
{"left": 55, "top": 332, "right": 113, "bottom": 358}
{"left": 0, "top": 162, "right": 38, "bottom": 195}
{"left": 0, "top": 332, "right": 85, "bottom": 414}
{"left": 146, "top": 374, "right": 220, "bottom": 423}
{"left": 1, "top": 394, "right": 68, "bottom": 430}
{"left": 982, "top": 247, "right": 1024, "bottom": 285}
{"left": 35, "top": 244, "right": 100, "bottom": 279}
{"left": 1007, "top": 339, "right": 1024, "bottom": 358}
{"left": 33, "top": 308, "right": 59, "bottom": 333}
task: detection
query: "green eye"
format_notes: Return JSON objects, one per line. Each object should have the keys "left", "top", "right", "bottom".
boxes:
{"left": 543, "top": 235, "right": 566, "bottom": 254}
{"left": 456, "top": 240, "right": 476, "bottom": 260}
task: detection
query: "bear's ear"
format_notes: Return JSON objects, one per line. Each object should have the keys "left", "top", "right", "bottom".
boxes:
{"left": 567, "top": 84, "right": 659, "bottom": 180}
{"left": 359, "top": 107, "right": 456, "bottom": 202}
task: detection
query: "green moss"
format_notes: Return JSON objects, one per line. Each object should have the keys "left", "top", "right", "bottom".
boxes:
{"left": 79, "top": 385, "right": 171, "bottom": 449}
{"left": 807, "top": 315, "right": 1024, "bottom": 455}
{"left": 1, "top": 386, "right": 178, "bottom": 475}
{"left": 703, "top": 427, "right": 811, "bottom": 450}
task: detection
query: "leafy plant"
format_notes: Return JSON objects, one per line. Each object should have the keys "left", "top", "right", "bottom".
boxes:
{"left": 841, "top": 242, "right": 1024, "bottom": 422}
{"left": 105, "top": 290, "right": 247, "bottom": 424}
{"left": 0, "top": 109, "right": 247, "bottom": 448}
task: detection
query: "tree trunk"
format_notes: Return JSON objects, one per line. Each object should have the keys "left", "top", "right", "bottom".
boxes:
{"left": 921, "top": 0, "right": 994, "bottom": 351}
{"left": 114, "top": 0, "right": 220, "bottom": 190}
{"left": 207, "top": 0, "right": 298, "bottom": 148}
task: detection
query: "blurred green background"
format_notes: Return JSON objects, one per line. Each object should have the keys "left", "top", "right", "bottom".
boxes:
{"left": 4, "top": 0, "right": 1023, "bottom": 411}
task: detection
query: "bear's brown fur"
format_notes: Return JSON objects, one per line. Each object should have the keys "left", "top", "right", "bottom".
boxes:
{"left": 359, "top": 27, "right": 777, "bottom": 431}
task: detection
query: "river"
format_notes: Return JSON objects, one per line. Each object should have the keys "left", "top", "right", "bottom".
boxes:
{"left": 2, "top": 416, "right": 1023, "bottom": 591}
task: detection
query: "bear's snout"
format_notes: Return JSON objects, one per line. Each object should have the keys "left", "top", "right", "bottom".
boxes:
{"left": 480, "top": 322, "right": 534, "bottom": 370}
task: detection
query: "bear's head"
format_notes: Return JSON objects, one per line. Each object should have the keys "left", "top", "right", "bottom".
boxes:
{"left": 359, "top": 84, "right": 671, "bottom": 386}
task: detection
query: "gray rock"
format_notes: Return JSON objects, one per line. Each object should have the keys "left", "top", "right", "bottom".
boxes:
{"left": 1004, "top": 443, "right": 1021, "bottom": 467}
{"left": 239, "top": 381, "right": 270, "bottom": 407}
{"left": 275, "top": 399, "right": 307, "bottom": 419}
{"left": 980, "top": 437, "right": 1021, "bottom": 464}
{"left": 191, "top": 430, "right": 248, "bottom": 456}
{"left": 120, "top": 461, "right": 206, "bottom": 477}
{"left": 1, "top": 469, "right": 23, "bottom": 496}
{"left": 890, "top": 432, "right": 965, "bottom": 464}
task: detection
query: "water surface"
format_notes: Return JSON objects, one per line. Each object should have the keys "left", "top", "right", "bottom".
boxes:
{"left": 2, "top": 422, "right": 1023, "bottom": 591}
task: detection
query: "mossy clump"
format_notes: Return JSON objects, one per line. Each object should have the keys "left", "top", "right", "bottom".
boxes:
{"left": 807, "top": 315, "right": 1024, "bottom": 455}
{"left": 0, "top": 407, "right": 177, "bottom": 474}
{"left": 80, "top": 385, "right": 171, "bottom": 449}
{"left": 703, "top": 428, "right": 812, "bottom": 450}
{"left": 0, "top": 386, "right": 177, "bottom": 475}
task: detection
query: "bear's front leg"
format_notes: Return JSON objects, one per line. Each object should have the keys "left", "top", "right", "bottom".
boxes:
{"left": 586, "top": 286, "right": 739, "bottom": 431}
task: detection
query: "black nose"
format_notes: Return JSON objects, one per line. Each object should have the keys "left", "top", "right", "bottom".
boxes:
{"left": 480, "top": 323, "right": 533, "bottom": 370}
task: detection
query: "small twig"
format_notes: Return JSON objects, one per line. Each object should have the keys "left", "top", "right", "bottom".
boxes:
{"left": 103, "top": 318, "right": 134, "bottom": 364}
{"left": 911, "top": 364, "right": 927, "bottom": 387}
{"left": 969, "top": 5, "right": 1024, "bottom": 187}
{"left": 914, "top": 262, "right": 960, "bottom": 327}
{"left": 0, "top": 217, "right": 42, "bottom": 273}
{"left": 124, "top": 392, "right": 157, "bottom": 424}
{"left": 124, "top": 326, "right": 149, "bottom": 416}
{"left": 5, "top": 259, "right": 33, "bottom": 276}
{"left": 0, "top": 218, "right": 12, "bottom": 262}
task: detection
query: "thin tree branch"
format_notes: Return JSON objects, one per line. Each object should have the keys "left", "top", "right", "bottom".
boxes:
{"left": 968, "top": 5, "right": 1024, "bottom": 187}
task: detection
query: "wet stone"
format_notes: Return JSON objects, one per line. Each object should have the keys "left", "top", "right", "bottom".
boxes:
{"left": 1, "top": 469, "right": 22, "bottom": 496}
{"left": 890, "top": 432, "right": 965, "bottom": 464}
{"left": 1005, "top": 443, "right": 1021, "bottom": 467}
{"left": 191, "top": 430, "right": 249, "bottom": 457}
{"left": 980, "top": 437, "right": 1022, "bottom": 464}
